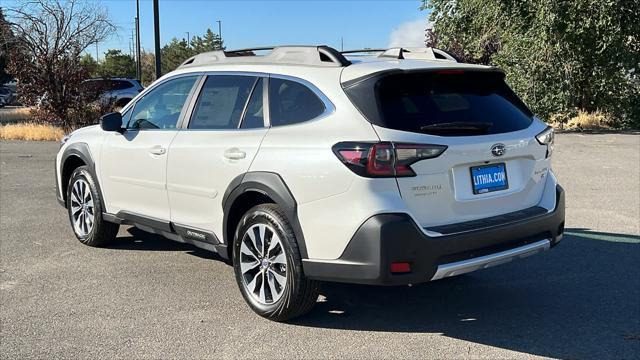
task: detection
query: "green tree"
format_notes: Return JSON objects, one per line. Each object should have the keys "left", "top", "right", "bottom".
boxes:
{"left": 421, "top": 0, "right": 640, "bottom": 127}
{"left": 98, "top": 49, "right": 135, "bottom": 78}
{"left": 160, "top": 28, "right": 224, "bottom": 75}
{"left": 191, "top": 28, "right": 225, "bottom": 53}
{"left": 140, "top": 49, "right": 156, "bottom": 86}
{"left": 0, "top": 7, "right": 15, "bottom": 84}
{"left": 80, "top": 53, "right": 98, "bottom": 78}
{"left": 161, "top": 38, "right": 194, "bottom": 75}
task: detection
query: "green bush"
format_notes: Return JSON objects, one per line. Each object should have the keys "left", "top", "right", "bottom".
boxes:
{"left": 422, "top": 0, "right": 640, "bottom": 129}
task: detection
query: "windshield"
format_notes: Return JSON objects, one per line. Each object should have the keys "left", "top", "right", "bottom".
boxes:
{"left": 344, "top": 70, "right": 533, "bottom": 136}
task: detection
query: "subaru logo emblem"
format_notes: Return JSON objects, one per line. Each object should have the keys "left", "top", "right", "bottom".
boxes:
{"left": 491, "top": 144, "right": 506, "bottom": 157}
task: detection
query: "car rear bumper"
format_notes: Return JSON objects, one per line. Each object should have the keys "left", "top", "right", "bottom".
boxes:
{"left": 303, "top": 185, "right": 565, "bottom": 285}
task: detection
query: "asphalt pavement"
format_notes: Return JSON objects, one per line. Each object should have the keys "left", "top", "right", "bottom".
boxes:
{"left": 1, "top": 134, "right": 639, "bottom": 359}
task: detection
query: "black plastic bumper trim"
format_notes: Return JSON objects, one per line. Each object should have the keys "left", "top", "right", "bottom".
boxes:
{"left": 303, "top": 185, "right": 565, "bottom": 286}
{"left": 426, "top": 206, "right": 548, "bottom": 235}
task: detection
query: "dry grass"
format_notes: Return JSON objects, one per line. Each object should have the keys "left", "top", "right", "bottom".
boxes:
{"left": 566, "top": 111, "right": 614, "bottom": 130}
{"left": 0, "top": 123, "right": 65, "bottom": 141}
{"left": 549, "top": 110, "right": 614, "bottom": 130}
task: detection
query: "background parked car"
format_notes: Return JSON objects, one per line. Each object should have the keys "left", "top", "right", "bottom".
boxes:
{"left": 80, "top": 78, "right": 144, "bottom": 110}
{"left": 0, "top": 86, "right": 15, "bottom": 108}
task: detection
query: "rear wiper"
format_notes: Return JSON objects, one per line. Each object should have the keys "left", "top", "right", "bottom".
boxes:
{"left": 419, "top": 121, "right": 493, "bottom": 134}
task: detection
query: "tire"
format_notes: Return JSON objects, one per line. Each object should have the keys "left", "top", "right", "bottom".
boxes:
{"left": 233, "top": 204, "right": 320, "bottom": 321}
{"left": 66, "top": 166, "right": 118, "bottom": 247}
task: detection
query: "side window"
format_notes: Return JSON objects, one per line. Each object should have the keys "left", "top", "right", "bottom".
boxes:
{"left": 268, "top": 78, "right": 325, "bottom": 126}
{"left": 128, "top": 76, "right": 197, "bottom": 130}
{"left": 240, "top": 78, "right": 265, "bottom": 129}
{"left": 188, "top": 75, "right": 257, "bottom": 130}
{"left": 111, "top": 80, "right": 134, "bottom": 90}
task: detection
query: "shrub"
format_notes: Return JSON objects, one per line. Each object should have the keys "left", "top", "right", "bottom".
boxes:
{"left": 565, "top": 111, "right": 615, "bottom": 130}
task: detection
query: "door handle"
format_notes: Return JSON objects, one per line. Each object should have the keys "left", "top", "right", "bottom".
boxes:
{"left": 149, "top": 146, "right": 166, "bottom": 155}
{"left": 224, "top": 148, "right": 246, "bottom": 160}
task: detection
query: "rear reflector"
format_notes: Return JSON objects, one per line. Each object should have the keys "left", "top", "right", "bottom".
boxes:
{"left": 333, "top": 142, "right": 447, "bottom": 178}
{"left": 390, "top": 262, "right": 411, "bottom": 274}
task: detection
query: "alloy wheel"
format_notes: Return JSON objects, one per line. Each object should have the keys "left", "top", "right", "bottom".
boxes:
{"left": 70, "top": 179, "right": 94, "bottom": 236}
{"left": 239, "top": 223, "right": 288, "bottom": 304}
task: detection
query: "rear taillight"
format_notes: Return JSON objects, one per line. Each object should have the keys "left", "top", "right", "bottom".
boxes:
{"left": 535, "top": 126, "right": 554, "bottom": 158}
{"left": 332, "top": 142, "right": 447, "bottom": 178}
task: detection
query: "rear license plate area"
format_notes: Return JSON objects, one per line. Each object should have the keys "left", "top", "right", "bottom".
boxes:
{"left": 470, "top": 163, "right": 508, "bottom": 194}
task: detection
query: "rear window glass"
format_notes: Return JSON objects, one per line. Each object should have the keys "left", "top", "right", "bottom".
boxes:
{"left": 344, "top": 71, "right": 533, "bottom": 136}
{"left": 269, "top": 78, "right": 325, "bottom": 126}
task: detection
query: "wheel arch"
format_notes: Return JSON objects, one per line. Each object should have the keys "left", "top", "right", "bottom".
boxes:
{"left": 59, "top": 143, "right": 106, "bottom": 211}
{"left": 222, "top": 172, "right": 308, "bottom": 262}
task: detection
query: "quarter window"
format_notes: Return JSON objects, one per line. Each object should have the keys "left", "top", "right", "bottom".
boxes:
{"left": 268, "top": 78, "right": 325, "bottom": 126}
{"left": 128, "top": 76, "right": 198, "bottom": 130}
{"left": 189, "top": 75, "right": 257, "bottom": 130}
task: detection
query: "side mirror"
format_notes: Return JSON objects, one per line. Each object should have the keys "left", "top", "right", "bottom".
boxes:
{"left": 100, "top": 112, "right": 123, "bottom": 132}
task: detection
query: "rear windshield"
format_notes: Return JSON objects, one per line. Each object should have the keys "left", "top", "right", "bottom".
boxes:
{"left": 343, "top": 70, "right": 533, "bottom": 136}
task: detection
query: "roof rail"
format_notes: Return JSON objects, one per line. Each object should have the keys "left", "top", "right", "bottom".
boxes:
{"left": 378, "top": 47, "right": 458, "bottom": 62}
{"left": 340, "top": 49, "right": 387, "bottom": 55}
{"left": 178, "top": 45, "right": 351, "bottom": 69}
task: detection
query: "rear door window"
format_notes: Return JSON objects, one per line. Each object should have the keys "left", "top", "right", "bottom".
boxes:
{"left": 188, "top": 75, "right": 257, "bottom": 130}
{"left": 240, "top": 78, "right": 265, "bottom": 129}
{"left": 344, "top": 71, "right": 533, "bottom": 136}
{"left": 268, "top": 78, "right": 325, "bottom": 126}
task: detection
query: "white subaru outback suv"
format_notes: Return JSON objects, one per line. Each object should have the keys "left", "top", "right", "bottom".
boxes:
{"left": 55, "top": 46, "right": 565, "bottom": 321}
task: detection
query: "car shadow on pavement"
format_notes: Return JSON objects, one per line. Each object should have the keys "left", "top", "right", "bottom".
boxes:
{"left": 292, "top": 229, "right": 640, "bottom": 359}
{"left": 107, "top": 226, "right": 222, "bottom": 261}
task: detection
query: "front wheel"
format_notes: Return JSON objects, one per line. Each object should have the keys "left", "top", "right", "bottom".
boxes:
{"left": 233, "top": 204, "right": 320, "bottom": 321}
{"left": 66, "top": 166, "right": 118, "bottom": 246}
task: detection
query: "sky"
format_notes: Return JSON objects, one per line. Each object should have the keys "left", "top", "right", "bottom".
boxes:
{"left": 93, "top": 0, "right": 430, "bottom": 59}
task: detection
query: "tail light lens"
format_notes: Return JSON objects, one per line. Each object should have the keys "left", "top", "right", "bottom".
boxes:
{"left": 535, "top": 126, "right": 554, "bottom": 158}
{"left": 332, "top": 142, "right": 447, "bottom": 178}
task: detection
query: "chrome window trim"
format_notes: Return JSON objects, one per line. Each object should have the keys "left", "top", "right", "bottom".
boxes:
{"left": 267, "top": 73, "right": 336, "bottom": 128}
{"left": 263, "top": 76, "right": 271, "bottom": 127}
{"left": 130, "top": 70, "right": 336, "bottom": 132}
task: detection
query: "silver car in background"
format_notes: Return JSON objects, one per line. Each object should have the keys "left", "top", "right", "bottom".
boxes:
{"left": 80, "top": 78, "right": 143, "bottom": 110}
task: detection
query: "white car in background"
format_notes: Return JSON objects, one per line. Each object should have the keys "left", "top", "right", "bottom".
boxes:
{"left": 55, "top": 46, "right": 565, "bottom": 321}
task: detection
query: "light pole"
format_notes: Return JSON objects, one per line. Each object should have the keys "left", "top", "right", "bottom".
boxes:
{"left": 135, "top": 0, "right": 141, "bottom": 81}
{"left": 153, "top": 0, "right": 161, "bottom": 78}
{"left": 216, "top": 20, "right": 222, "bottom": 48}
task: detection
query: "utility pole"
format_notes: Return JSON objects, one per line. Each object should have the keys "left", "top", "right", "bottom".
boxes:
{"left": 130, "top": 29, "right": 135, "bottom": 57}
{"left": 95, "top": 42, "right": 99, "bottom": 61}
{"left": 153, "top": 0, "right": 161, "bottom": 78}
{"left": 135, "top": 0, "right": 141, "bottom": 82}
{"left": 341, "top": 37, "right": 344, "bottom": 51}
{"left": 216, "top": 20, "right": 222, "bottom": 48}
{"left": 185, "top": 32, "right": 190, "bottom": 47}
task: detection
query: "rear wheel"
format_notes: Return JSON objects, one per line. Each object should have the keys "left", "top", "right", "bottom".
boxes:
{"left": 233, "top": 204, "right": 319, "bottom": 321}
{"left": 66, "top": 166, "right": 118, "bottom": 246}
